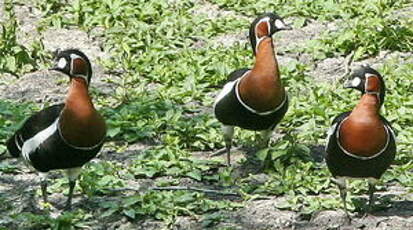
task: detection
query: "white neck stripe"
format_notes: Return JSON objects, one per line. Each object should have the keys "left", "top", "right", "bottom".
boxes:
{"left": 234, "top": 71, "right": 287, "bottom": 116}
{"left": 70, "top": 56, "right": 89, "bottom": 84}
{"left": 255, "top": 36, "right": 266, "bottom": 54}
{"left": 365, "top": 91, "right": 380, "bottom": 96}
{"left": 254, "top": 18, "right": 271, "bottom": 54}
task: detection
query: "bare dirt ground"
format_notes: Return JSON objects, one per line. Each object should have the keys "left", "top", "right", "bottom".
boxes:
{"left": 1, "top": 0, "right": 412, "bottom": 229}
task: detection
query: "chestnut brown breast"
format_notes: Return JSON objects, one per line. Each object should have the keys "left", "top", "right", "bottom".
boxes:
{"left": 59, "top": 78, "right": 106, "bottom": 148}
{"left": 339, "top": 94, "right": 387, "bottom": 157}
{"left": 238, "top": 37, "right": 285, "bottom": 112}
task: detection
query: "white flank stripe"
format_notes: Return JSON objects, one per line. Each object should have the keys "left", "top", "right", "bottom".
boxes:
{"left": 214, "top": 70, "right": 287, "bottom": 116}
{"left": 325, "top": 123, "right": 338, "bottom": 152}
{"left": 21, "top": 118, "right": 59, "bottom": 163}
{"left": 213, "top": 70, "right": 250, "bottom": 109}
{"left": 214, "top": 81, "right": 237, "bottom": 108}
{"left": 14, "top": 135, "right": 22, "bottom": 151}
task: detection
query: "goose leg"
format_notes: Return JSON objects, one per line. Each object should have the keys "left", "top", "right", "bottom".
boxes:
{"left": 333, "top": 177, "right": 351, "bottom": 222}
{"left": 339, "top": 184, "right": 350, "bottom": 220}
{"left": 64, "top": 167, "right": 82, "bottom": 210}
{"left": 368, "top": 178, "right": 378, "bottom": 213}
{"left": 65, "top": 180, "right": 76, "bottom": 210}
{"left": 260, "top": 128, "right": 273, "bottom": 148}
{"left": 39, "top": 172, "right": 49, "bottom": 203}
{"left": 222, "top": 126, "right": 234, "bottom": 166}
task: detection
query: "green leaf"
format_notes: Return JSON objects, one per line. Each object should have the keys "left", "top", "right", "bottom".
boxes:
{"left": 186, "top": 170, "right": 202, "bottom": 181}
{"left": 123, "top": 195, "right": 142, "bottom": 207}
{"left": 107, "top": 127, "right": 121, "bottom": 138}
{"left": 256, "top": 148, "right": 270, "bottom": 161}
{"left": 123, "top": 209, "right": 136, "bottom": 219}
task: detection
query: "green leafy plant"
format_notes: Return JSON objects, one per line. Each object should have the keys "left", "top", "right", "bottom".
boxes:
{"left": 130, "top": 145, "right": 222, "bottom": 181}
{"left": 0, "top": 100, "right": 37, "bottom": 152}
{"left": 0, "top": 3, "right": 34, "bottom": 76}
{"left": 79, "top": 161, "right": 125, "bottom": 196}
{"left": 0, "top": 1, "right": 51, "bottom": 77}
{"left": 307, "top": 15, "right": 413, "bottom": 60}
{"left": 100, "top": 190, "right": 241, "bottom": 224}
{"left": 1, "top": 0, "right": 413, "bottom": 228}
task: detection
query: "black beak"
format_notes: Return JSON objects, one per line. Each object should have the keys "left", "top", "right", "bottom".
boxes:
{"left": 281, "top": 24, "right": 293, "bottom": 30}
{"left": 343, "top": 80, "right": 353, "bottom": 88}
{"left": 49, "top": 64, "right": 63, "bottom": 72}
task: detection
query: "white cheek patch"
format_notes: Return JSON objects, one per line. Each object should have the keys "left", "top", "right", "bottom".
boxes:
{"left": 274, "top": 19, "right": 286, "bottom": 29}
{"left": 351, "top": 77, "right": 361, "bottom": 87}
{"left": 57, "top": 58, "right": 67, "bottom": 69}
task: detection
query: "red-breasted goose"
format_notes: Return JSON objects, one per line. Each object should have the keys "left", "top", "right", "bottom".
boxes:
{"left": 325, "top": 66, "right": 396, "bottom": 219}
{"left": 7, "top": 49, "right": 107, "bottom": 209}
{"left": 214, "top": 13, "right": 291, "bottom": 166}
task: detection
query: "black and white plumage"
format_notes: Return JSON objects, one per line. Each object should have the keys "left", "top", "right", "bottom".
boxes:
{"left": 214, "top": 69, "right": 289, "bottom": 131}
{"left": 325, "top": 66, "right": 396, "bottom": 218}
{"left": 7, "top": 104, "right": 103, "bottom": 172}
{"left": 213, "top": 13, "right": 291, "bottom": 166}
{"left": 7, "top": 49, "right": 106, "bottom": 209}
{"left": 326, "top": 112, "right": 396, "bottom": 179}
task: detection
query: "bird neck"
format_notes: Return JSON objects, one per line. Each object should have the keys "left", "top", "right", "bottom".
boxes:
{"left": 66, "top": 78, "right": 92, "bottom": 109}
{"left": 339, "top": 94, "right": 386, "bottom": 157}
{"left": 238, "top": 37, "right": 285, "bottom": 112}
{"left": 60, "top": 78, "right": 106, "bottom": 147}
{"left": 253, "top": 37, "right": 278, "bottom": 76}
{"left": 351, "top": 94, "right": 381, "bottom": 116}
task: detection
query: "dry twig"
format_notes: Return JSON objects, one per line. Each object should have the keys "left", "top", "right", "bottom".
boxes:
{"left": 340, "top": 50, "right": 355, "bottom": 79}
{"left": 103, "top": 186, "right": 240, "bottom": 197}
{"left": 151, "top": 186, "right": 240, "bottom": 196}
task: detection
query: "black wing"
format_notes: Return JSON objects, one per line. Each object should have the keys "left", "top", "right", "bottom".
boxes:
{"left": 227, "top": 68, "right": 250, "bottom": 82}
{"left": 208, "top": 68, "right": 250, "bottom": 89}
{"left": 325, "top": 111, "right": 351, "bottom": 154}
{"left": 380, "top": 115, "right": 397, "bottom": 137}
{"left": 6, "top": 104, "right": 64, "bottom": 157}
{"left": 331, "top": 111, "right": 351, "bottom": 126}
